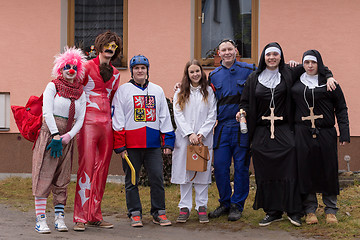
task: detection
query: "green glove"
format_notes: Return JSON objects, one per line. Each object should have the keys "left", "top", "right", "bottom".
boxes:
{"left": 46, "top": 138, "right": 63, "bottom": 158}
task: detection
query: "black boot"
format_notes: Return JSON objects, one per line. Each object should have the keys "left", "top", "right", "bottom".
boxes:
{"left": 208, "top": 204, "right": 229, "bottom": 218}
{"left": 228, "top": 203, "right": 242, "bottom": 221}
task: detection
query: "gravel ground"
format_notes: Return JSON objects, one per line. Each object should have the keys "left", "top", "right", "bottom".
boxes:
{"left": 0, "top": 203, "right": 317, "bottom": 240}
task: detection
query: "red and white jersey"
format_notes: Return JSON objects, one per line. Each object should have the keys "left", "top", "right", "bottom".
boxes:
{"left": 82, "top": 56, "right": 120, "bottom": 123}
{"left": 112, "top": 81, "right": 175, "bottom": 152}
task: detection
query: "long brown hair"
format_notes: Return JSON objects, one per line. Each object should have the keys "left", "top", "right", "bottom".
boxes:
{"left": 176, "top": 59, "right": 208, "bottom": 111}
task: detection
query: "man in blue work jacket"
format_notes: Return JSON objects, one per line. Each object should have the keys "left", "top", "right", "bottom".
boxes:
{"left": 208, "top": 39, "right": 255, "bottom": 221}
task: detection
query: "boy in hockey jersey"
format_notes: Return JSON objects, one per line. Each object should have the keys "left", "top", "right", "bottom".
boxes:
{"left": 112, "top": 55, "right": 175, "bottom": 227}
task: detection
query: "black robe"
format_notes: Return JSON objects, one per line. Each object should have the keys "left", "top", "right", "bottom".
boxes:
{"left": 241, "top": 70, "right": 302, "bottom": 214}
{"left": 291, "top": 81, "right": 349, "bottom": 195}
{"left": 292, "top": 49, "right": 349, "bottom": 196}
{"left": 240, "top": 42, "right": 302, "bottom": 214}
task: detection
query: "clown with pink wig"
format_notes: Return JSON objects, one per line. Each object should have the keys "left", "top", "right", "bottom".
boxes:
{"left": 32, "top": 46, "right": 87, "bottom": 234}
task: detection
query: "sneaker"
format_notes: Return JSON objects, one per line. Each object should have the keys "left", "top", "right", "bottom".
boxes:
{"left": 208, "top": 205, "right": 229, "bottom": 218}
{"left": 305, "top": 213, "right": 318, "bottom": 225}
{"left": 176, "top": 207, "right": 190, "bottom": 223}
{"left": 35, "top": 214, "right": 51, "bottom": 234}
{"left": 73, "top": 222, "right": 85, "bottom": 231}
{"left": 153, "top": 214, "right": 172, "bottom": 226}
{"left": 131, "top": 215, "right": 143, "bottom": 227}
{"left": 287, "top": 214, "right": 302, "bottom": 227}
{"left": 326, "top": 214, "right": 338, "bottom": 224}
{"left": 198, "top": 206, "right": 209, "bottom": 223}
{"left": 54, "top": 213, "right": 68, "bottom": 232}
{"left": 259, "top": 214, "right": 283, "bottom": 227}
{"left": 87, "top": 220, "right": 113, "bottom": 228}
{"left": 228, "top": 203, "right": 242, "bottom": 221}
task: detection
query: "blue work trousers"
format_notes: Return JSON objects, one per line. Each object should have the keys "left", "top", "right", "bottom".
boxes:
{"left": 213, "top": 125, "right": 249, "bottom": 211}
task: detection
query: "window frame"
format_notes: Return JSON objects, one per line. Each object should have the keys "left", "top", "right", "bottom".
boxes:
{"left": 0, "top": 92, "right": 10, "bottom": 131}
{"left": 194, "top": 0, "right": 258, "bottom": 67}
{"left": 67, "top": 0, "right": 128, "bottom": 68}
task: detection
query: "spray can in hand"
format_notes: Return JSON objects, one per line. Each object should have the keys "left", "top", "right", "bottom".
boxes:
{"left": 239, "top": 109, "right": 248, "bottom": 134}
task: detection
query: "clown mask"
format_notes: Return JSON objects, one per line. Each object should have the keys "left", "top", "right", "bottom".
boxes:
{"left": 62, "top": 64, "right": 77, "bottom": 82}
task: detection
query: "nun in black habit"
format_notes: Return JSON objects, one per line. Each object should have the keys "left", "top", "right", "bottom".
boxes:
{"left": 291, "top": 50, "right": 350, "bottom": 225}
{"left": 239, "top": 42, "right": 303, "bottom": 227}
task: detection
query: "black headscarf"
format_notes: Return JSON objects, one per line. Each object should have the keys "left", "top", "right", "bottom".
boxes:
{"left": 241, "top": 42, "right": 294, "bottom": 142}
{"left": 257, "top": 42, "right": 285, "bottom": 73}
{"left": 302, "top": 49, "right": 327, "bottom": 85}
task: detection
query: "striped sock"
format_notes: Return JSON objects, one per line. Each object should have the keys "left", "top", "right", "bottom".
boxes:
{"left": 54, "top": 204, "right": 65, "bottom": 216}
{"left": 35, "top": 197, "right": 47, "bottom": 217}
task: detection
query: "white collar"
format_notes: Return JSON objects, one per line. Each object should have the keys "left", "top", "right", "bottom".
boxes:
{"left": 258, "top": 68, "right": 281, "bottom": 89}
{"left": 300, "top": 73, "right": 319, "bottom": 89}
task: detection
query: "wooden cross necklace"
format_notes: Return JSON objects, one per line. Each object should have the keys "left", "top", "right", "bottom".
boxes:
{"left": 261, "top": 87, "right": 283, "bottom": 139}
{"left": 301, "top": 86, "right": 323, "bottom": 138}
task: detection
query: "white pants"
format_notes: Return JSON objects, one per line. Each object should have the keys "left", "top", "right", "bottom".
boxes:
{"left": 178, "top": 183, "right": 209, "bottom": 211}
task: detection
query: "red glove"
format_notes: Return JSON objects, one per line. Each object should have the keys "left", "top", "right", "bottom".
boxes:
{"left": 60, "top": 133, "right": 71, "bottom": 145}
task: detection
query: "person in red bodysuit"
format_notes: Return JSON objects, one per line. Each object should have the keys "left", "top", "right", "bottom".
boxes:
{"left": 73, "top": 31, "right": 122, "bottom": 231}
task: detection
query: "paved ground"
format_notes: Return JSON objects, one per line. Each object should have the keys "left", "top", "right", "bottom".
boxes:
{"left": 0, "top": 204, "right": 317, "bottom": 240}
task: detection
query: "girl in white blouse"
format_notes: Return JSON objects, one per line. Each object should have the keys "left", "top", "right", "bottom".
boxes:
{"left": 171, "top": 59, "right": 217, "bottom": 223}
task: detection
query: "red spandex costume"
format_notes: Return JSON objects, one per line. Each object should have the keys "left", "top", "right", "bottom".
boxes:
{"left": 73, "top": 56, "right": 120, "bottom": 223}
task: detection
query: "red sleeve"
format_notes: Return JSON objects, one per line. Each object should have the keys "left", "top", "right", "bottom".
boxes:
{"left": 113, "top": 129, "right": 126, "bottom": 150}
{"left": 210, "top": 83, "right": 216, "bottom": 92}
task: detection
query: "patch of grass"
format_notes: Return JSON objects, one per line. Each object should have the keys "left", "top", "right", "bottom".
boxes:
{"left": 0, "top": 176, "right": 359, "bottom": 239}
{"left": 0, "top": 177, "right": 34, "bottom": 212}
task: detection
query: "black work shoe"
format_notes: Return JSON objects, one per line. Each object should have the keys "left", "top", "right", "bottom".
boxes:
{"left": 228, "top": 203, "right": 242, "bottom": 221}
{"left": 259, "top": 214, "right": 283, "bottom": 226}
{"left": 287, "top": 214, "right": 301, "bottom": 227}
{"left": 208, "top": 205, "right": 230, "bottom": 218}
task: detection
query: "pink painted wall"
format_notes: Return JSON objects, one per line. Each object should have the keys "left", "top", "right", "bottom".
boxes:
{"left": 3, "top": 0, "right": 358, "bottom": 137}
{"left": 122, "top": 0, "right": 191, "bottom": 97}
{"left": 0, "top": 1, "right": 61, "bottom": 133}
{"left": 259, "top": 0, "right": 360, "bottom": 135}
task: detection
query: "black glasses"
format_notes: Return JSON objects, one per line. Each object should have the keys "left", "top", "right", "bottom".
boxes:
{"left": 217, "top": 39, "right": 237, "bottom": 48}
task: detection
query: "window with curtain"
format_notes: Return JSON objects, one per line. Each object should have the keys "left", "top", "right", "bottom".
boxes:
{"left": 69, "top": 0, "right": 126, "bottom": 67}
{"left": 195, "top": 0, "right": 258, "bottom": 66}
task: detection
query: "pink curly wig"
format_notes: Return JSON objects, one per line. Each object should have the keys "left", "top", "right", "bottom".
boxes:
{"left": 52, "top": 46, "right": 87, "bottom": 82}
